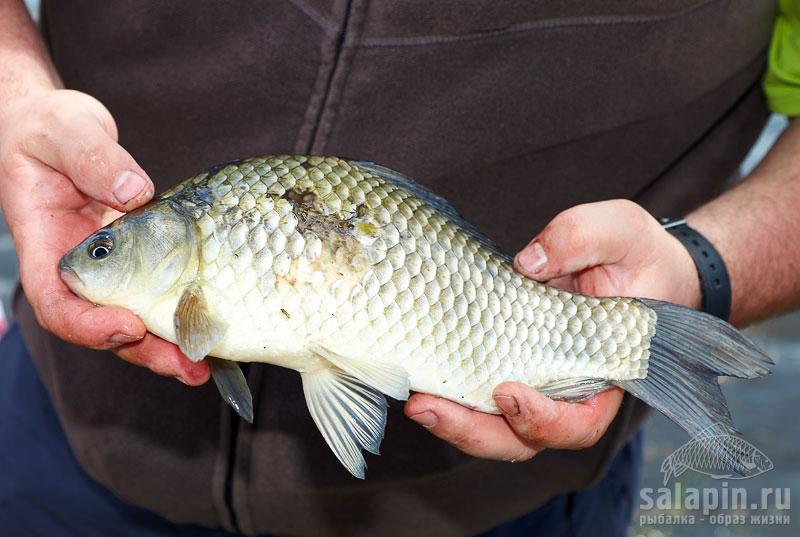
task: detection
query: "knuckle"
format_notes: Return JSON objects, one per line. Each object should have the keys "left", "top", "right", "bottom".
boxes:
{"left": 514, "top": 418, "right": 547, "bottom": 444}
{"left": 514, "top": 408, "right": 560, "bottom": 445}
{"left": 611, "top": 199, "right": 651, "bottom": 228}
{"left": 549, "top": 208, "right": 588, "bottom": 254}
{"left": 72, "top": 141, "right": 111, "bottom": 183}
{"left": 447, "top": 428, "right": 477, "bottom": 450}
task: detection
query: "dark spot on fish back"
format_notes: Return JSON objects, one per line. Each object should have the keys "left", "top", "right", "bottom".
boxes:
{"left": 283, "top": 188, "right": 316, "bottom": 205}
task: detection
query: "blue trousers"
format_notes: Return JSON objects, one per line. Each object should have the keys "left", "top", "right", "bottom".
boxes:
{"left": 0, "top": 325, "right": 641, "bottom": 537}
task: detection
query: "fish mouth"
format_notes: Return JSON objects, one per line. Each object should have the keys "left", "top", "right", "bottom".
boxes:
{"left": 58, "top": 263, "right": 87, "bottom": 300}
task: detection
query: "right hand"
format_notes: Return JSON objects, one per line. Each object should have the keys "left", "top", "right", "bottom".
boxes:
{"left": 0, "top": 89, "right": 209, "bottom": 385}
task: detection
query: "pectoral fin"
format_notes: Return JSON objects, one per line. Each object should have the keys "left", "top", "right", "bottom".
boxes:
{"left": 174, "top": 283, "right": 228, "bottom": 362}
{"left": 208, "top": 357, "right": 254, "bottom": 423}
{"left": 307, "top": 342, "right": 409, "bottom": 401}
{"left": 300, "top": 366, "right": 387, "bottom": 479}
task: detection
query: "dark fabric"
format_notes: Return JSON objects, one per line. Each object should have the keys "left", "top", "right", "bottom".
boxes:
{"left": 479, "top": 432, "right": 643, "bottom": 537}
{"left": 0, "top": 323, "right": 641, "bottom": 537}
{"left": 18, "top": 0, "right": 776, "bottom": 536}
{"left": 0, "top": 325, "right": 248, "bottom": 537}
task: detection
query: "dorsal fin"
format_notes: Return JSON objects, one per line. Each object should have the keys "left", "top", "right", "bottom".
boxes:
{"left": 352, "top": 160, "right": 513, "bottom": 263}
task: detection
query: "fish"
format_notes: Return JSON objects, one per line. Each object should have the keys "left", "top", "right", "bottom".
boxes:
{"left": 660, "top": 423, "right": 773, "bottom": 485}
{"left": 58, "top": 155, "right": 773, "bottom": 479}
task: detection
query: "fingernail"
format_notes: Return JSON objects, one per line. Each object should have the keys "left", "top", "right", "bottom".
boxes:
{"left": 517, "top": 242, "right": 547, "bottom": 274}
{"left": 174, "top": 376, "right": 189, "bottom": 385}
{"left": 495, "top": 395, "right": 520, "bottom": 417}
{"left": 108, "top": 332, "right": 141, "bottom": 344}
{"left": 113, "top": 171, "right": 147, "bottom": 205}
{"left": 410, "top": 411, "right": 438, "bottom": 428}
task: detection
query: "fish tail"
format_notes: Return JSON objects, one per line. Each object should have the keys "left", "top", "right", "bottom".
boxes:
{"left": 615, "top": 299, "right": 772, "bottom": 472}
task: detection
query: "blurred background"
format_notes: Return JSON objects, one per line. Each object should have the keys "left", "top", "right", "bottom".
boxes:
{"left": 8, "top": 1, "right": 796, "bottom": 536}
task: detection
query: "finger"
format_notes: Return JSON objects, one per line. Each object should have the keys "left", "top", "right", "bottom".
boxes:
{"left": 24, "top": 103, "right": 153, "bottom": 212}
{"left": 543, "top": 274, "right": 578, "bottom": 292}
{"left": 513, "top": 200, "right": 654, "bottom": 281}
{"left": 115, "top": 335, "right": 210, "bottom": 386}
{"left": 405, "top": 394, "right": 540, "bottom": 462}
{"left": 493, "top": 382, "right": 624, "bottom": 450}
{"left": 22, "top": 254, "right": 146, "bottom": 349}
{"left": 11, "top": 171, "right": 144, "bottom": 349}
{"left": 33, "top": 291, "right": 146, "bottom": 350}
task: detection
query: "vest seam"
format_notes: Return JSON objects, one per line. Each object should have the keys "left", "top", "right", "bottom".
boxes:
{"left": 286, "top": 0, "right": 340, "bottom": 38}
{"left": 345, "top": 0, "right": 724, "bottom": 49}
{"left": 445, "top": 48, "right": 768, "bottom": 182}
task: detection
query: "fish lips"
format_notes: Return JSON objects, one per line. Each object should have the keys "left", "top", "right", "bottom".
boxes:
{"left": 58, "top": 257, "right": 89, "bottom": 301}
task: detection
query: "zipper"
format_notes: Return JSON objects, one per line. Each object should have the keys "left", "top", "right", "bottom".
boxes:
{"left": 305, "top": 0, "right": 353, "bottom": 150}
{"left": 294, "top": 0, "right": 357, "bottom": 154}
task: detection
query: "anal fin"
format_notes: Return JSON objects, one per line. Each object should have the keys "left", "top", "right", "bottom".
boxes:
{"left": 536, "top": 377, "right": 612, "bottom": 402}
{"left": 208, "top": 357, "right": 254, "bottom": 423}
{"left": 301, "top": 366, "right": 388, "bottom": 479}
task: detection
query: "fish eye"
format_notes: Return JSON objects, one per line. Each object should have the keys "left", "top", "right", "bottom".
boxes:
{"left": 88, "top": 235, "right": 114, "bottom": 260}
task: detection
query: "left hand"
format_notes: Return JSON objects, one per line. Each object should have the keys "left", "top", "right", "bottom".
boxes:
{"left": 404, "top": 199, "right": 701, "bottom": 461}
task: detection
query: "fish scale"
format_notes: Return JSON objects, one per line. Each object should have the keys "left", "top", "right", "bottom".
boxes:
{"left": 61, "top": 155, "right": 771, "bottom": 479}
{"left": 163, "top": 155, "right": 653, "bottom": 411}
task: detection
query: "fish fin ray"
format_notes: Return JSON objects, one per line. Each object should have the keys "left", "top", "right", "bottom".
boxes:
{"left": 208, "top": 357, "right": 253, "bottom": 423}
{"left": 301, "top": 366, "right": 388, "bottom": 479}
{"left": 174, "top": 283, "right": 228, "bottom": 362}
{"left": 536, "top": 377, "right": 612, "bottom": 402}
{"left": 673, "top": 463, "right": 689, "bottom": 479}
{"left": 351, "top": 160, "right": 513, "bottom": 263}
{"left": 694, "top": 422, "right": 734, "bottom": 440}
{"left": 661, "top": 457, "right": 677, "bottom": 486}
{"left": 308, "top": 342, "right": 410, "bottom": 401}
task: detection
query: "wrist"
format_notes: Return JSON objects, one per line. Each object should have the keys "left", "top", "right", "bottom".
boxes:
{"left": 661, "top": 218, "right": 731, "bottom": 320}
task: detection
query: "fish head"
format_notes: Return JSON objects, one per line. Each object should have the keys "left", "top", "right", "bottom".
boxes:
{"left": 59, "top": 201, "right": 196, "bottom": 311}
{"left": 750, "top": 447, "right": 774, "bottom": 474}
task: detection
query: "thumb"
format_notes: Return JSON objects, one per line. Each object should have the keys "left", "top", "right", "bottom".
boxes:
{"left": 514, "top": 200, "right": 650, "bottom": 281}
{"left": 27, "top": 98, "right": 154, "bottom": 212}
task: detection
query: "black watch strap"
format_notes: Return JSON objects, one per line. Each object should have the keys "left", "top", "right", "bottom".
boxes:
{"left": 660, "top": 218, "right": 731, "bottom": 321}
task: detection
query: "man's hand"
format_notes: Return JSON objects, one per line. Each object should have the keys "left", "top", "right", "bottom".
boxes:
{"left": 405, "top": 199, "right": 701, "bottom": 461}
{"left": 0, "top": 90, "right": 209, "bottom": 385}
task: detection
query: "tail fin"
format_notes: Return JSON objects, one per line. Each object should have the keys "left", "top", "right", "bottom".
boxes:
{"left": 615, "top": 299, "right": 772, "bottom": 465}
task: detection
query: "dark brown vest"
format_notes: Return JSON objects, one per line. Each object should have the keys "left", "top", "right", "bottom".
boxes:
{"left": 19, "top": 1, "right": 775, "bottom": 535}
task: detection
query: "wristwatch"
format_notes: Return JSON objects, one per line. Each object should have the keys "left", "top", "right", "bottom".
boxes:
{"left": 660, "top": 218, "right": 731, "bottom": 321}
